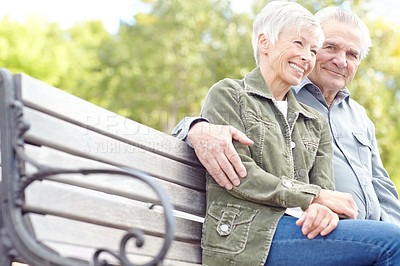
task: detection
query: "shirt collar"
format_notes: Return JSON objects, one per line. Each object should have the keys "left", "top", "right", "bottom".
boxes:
{"left": 244, "top": 68, "right": 319, "bottom": 120}
{"left": 291, "top": 77, "right": 351, "bottom": 105}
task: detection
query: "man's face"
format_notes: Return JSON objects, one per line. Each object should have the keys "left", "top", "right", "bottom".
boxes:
{"left": 308, "top": 20, "right": 362, "bottom": 94}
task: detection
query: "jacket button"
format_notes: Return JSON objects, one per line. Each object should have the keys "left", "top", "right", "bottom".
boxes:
{"left": 291, "top": 141, "right": 296, "bottom": 149}
{"left": 220, "top": 224, "right": 229, "bottom": 232}
{"left": 299, "top": 169, "right": 307, "bottom": 177}
{"left": 282, "top": 179, "right": 293, "bottom": 188}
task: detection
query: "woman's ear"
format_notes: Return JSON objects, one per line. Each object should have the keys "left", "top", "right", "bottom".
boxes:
{"left": 258, "top": 33, "right": 269, "bottom": 55}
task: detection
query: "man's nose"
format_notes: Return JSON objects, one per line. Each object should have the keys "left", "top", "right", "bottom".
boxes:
{"left": 332, "top": 51, "right": 347, "bottom": 68}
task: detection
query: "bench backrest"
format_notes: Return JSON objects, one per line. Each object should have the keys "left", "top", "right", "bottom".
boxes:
{"left": 0, "top": 69, "right": 206, "bottom": 265}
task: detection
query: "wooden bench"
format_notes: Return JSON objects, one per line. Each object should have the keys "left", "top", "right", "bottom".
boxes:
{"left": 0, "top": 68, "right": 206, "bottom": 265}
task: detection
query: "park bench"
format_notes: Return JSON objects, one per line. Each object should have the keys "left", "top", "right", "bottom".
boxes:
{"left": 0, "top": 68, "right": 206, "bottom": 265}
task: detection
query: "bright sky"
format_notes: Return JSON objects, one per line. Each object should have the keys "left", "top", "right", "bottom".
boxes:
{"left": 0, "top": 0, "right": 399, "bottom": 34}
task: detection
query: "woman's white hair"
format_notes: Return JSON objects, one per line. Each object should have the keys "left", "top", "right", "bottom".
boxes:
{"left": 252, "top": 1, "right": 324, "bottom": 66}
{"left": 315, "top": 6, "right": 372, "bottom": 61}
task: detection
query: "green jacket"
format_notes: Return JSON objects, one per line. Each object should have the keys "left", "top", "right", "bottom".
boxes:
{"left": 200, "top": 67, "right": 335, "bottom": 265}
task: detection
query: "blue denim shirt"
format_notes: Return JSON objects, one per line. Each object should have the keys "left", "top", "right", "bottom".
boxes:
{"left": 292, "top": 78, "right": 400, "bottom": 224}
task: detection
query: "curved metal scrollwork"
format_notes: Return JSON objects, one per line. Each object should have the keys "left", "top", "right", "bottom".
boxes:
{"left": 16, "top": 165, "right": 176, "bottom": 266}
{"left": 2, "top": 83, "right": 176, "bottom": 265}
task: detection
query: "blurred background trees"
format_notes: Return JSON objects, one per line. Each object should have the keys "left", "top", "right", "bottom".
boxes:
{"left": 1, "top": 0, "right": 400, "bottom": 189}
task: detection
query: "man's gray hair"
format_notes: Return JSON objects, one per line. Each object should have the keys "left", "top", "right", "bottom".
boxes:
{"left": 252, "top": 1, "right": 324, "bottom": 66}
{"left": 315, "top": 7, "right": 372, "bottom": 61}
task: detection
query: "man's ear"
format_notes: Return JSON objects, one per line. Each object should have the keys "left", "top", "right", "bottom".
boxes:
{"left": 258, "top": 33, "right": 269, "bottom": 54}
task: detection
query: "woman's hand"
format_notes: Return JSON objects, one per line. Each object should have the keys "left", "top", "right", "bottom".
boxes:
{"left": 296, "top": 203, "right": 339, "bottom": 239}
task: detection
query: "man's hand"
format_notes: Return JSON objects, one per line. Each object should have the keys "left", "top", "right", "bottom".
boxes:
{"left": 187, "top": 122, "right": 253, "bottom": 190}
{"left": 296, "top": 203, "right": 339, "bottom": 239}
{"left": 312, "top": 189, "right": 358, "bottom": 219}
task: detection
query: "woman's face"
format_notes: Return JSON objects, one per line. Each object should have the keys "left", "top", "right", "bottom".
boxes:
{"left": 264, "top": 27, "right": 320, "bottom": 87}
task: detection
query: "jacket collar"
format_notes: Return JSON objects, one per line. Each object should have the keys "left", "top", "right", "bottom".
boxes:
{"left": 244, "top": 67, "right": 274, "bottom": 99}
{"left": 244, "top": 68, "right": 318, "bottom": 120}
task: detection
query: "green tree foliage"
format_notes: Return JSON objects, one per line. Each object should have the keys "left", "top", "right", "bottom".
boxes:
{"left": 0, "top": 16, "right": 69, "bottom": 85}
{"left": 97, "top": 0, "right": 253, "bottom": 131}
{"left": 0, "top": 16, "right": 112, "bottom": 97}
{"left": 60, "top": 20, "right": 113, "bottom": 101}
{"left": 0, "top": 0, "right": 399, "bottom": 189}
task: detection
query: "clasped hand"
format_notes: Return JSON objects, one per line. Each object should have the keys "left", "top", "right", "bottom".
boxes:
{"left": 297, "top": 189, "right": 358, "bottom": 239}
{"left": 296, "top": 203, "right": 339, "bottom": 239}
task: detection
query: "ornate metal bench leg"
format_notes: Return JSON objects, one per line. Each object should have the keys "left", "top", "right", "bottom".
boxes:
{"left": 0, "top": 253, "right": 12, "bottom": 266}
{"left": 0, "top": 226, "right": 13, "bottom": 266}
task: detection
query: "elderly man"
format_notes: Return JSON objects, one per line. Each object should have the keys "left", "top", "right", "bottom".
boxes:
{"left": 173, "top": 6, "right": 400, "bottom": 225}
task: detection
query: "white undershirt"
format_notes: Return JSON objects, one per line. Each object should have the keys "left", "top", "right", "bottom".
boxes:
{"left": 275, "top": 100, "right": 288, "bottom": 119}
{"left": 275, "top": 99, "right": 304, "bottom": 218}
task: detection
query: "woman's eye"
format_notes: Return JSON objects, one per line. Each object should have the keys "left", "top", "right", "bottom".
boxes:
{"left": 295, "top": 41, "right": 303, "bottom": 46}
{"left": 311, "top": 50, "right": 317, "bottom": 55}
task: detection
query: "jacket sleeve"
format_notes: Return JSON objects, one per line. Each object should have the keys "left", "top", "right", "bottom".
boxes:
{"left": 201, "top": 80, "right": 322, "bottom": 211}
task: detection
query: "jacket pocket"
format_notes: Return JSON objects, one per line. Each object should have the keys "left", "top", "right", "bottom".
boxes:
{"left": 202, "top": 202, "right": 258, "bottom": 254}
{"left": 303, "top": 138, "right": 319, "bottom": 153}
{"left": 297, "top": 136, "right": 319, "bottom": 170}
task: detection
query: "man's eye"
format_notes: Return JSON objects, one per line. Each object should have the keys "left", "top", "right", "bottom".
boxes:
{"left": 311, "top": 50, "right": 317, "bottom": 55}
{"left": 295, "top": 41, "right": 303, "bottom": 46}
{"left": 349, "top": 53, "right": 358, "bottom": 59}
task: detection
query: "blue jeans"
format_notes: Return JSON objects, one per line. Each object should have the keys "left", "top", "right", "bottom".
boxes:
{"left": 265, "top": 215, "right": 400, "bottom": 265}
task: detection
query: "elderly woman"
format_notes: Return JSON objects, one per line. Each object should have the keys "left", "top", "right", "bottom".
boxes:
{"left": 201, "top": 1, "right": 334, "bottom": 264}
{"left": 200, "top": 1, "right": 400, "bottom": 265}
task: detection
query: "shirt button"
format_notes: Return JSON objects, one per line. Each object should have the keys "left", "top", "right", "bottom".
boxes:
{"left": 291, "top": 141, "right": 296, "bottom": 149}
{"left": 299, "top": 169, "right": 307, "bottom": 177}
{"left": 282, "top": 179, "right": 293, "bottom": 188}
{"left": 220, "top": 224, "right": 229, "bottom": 233}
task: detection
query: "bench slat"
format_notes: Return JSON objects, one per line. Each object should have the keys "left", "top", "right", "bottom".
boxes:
{"left": 17, "top": 74, "right": 200, "bottom": 166}
{"left": 24, "top": 143, "right": 206, "bottom": 217}
{"left": 23, "top": 107, "right": 206, "bottom": 192}
{"left": 39, "top": 241, "right": 201, "bottom": 266}
{"left": 29, "top": 215, "right": 202, "bottom": 264}
{"left": 24, "top": 181, "right": 202, "bottom": 243}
